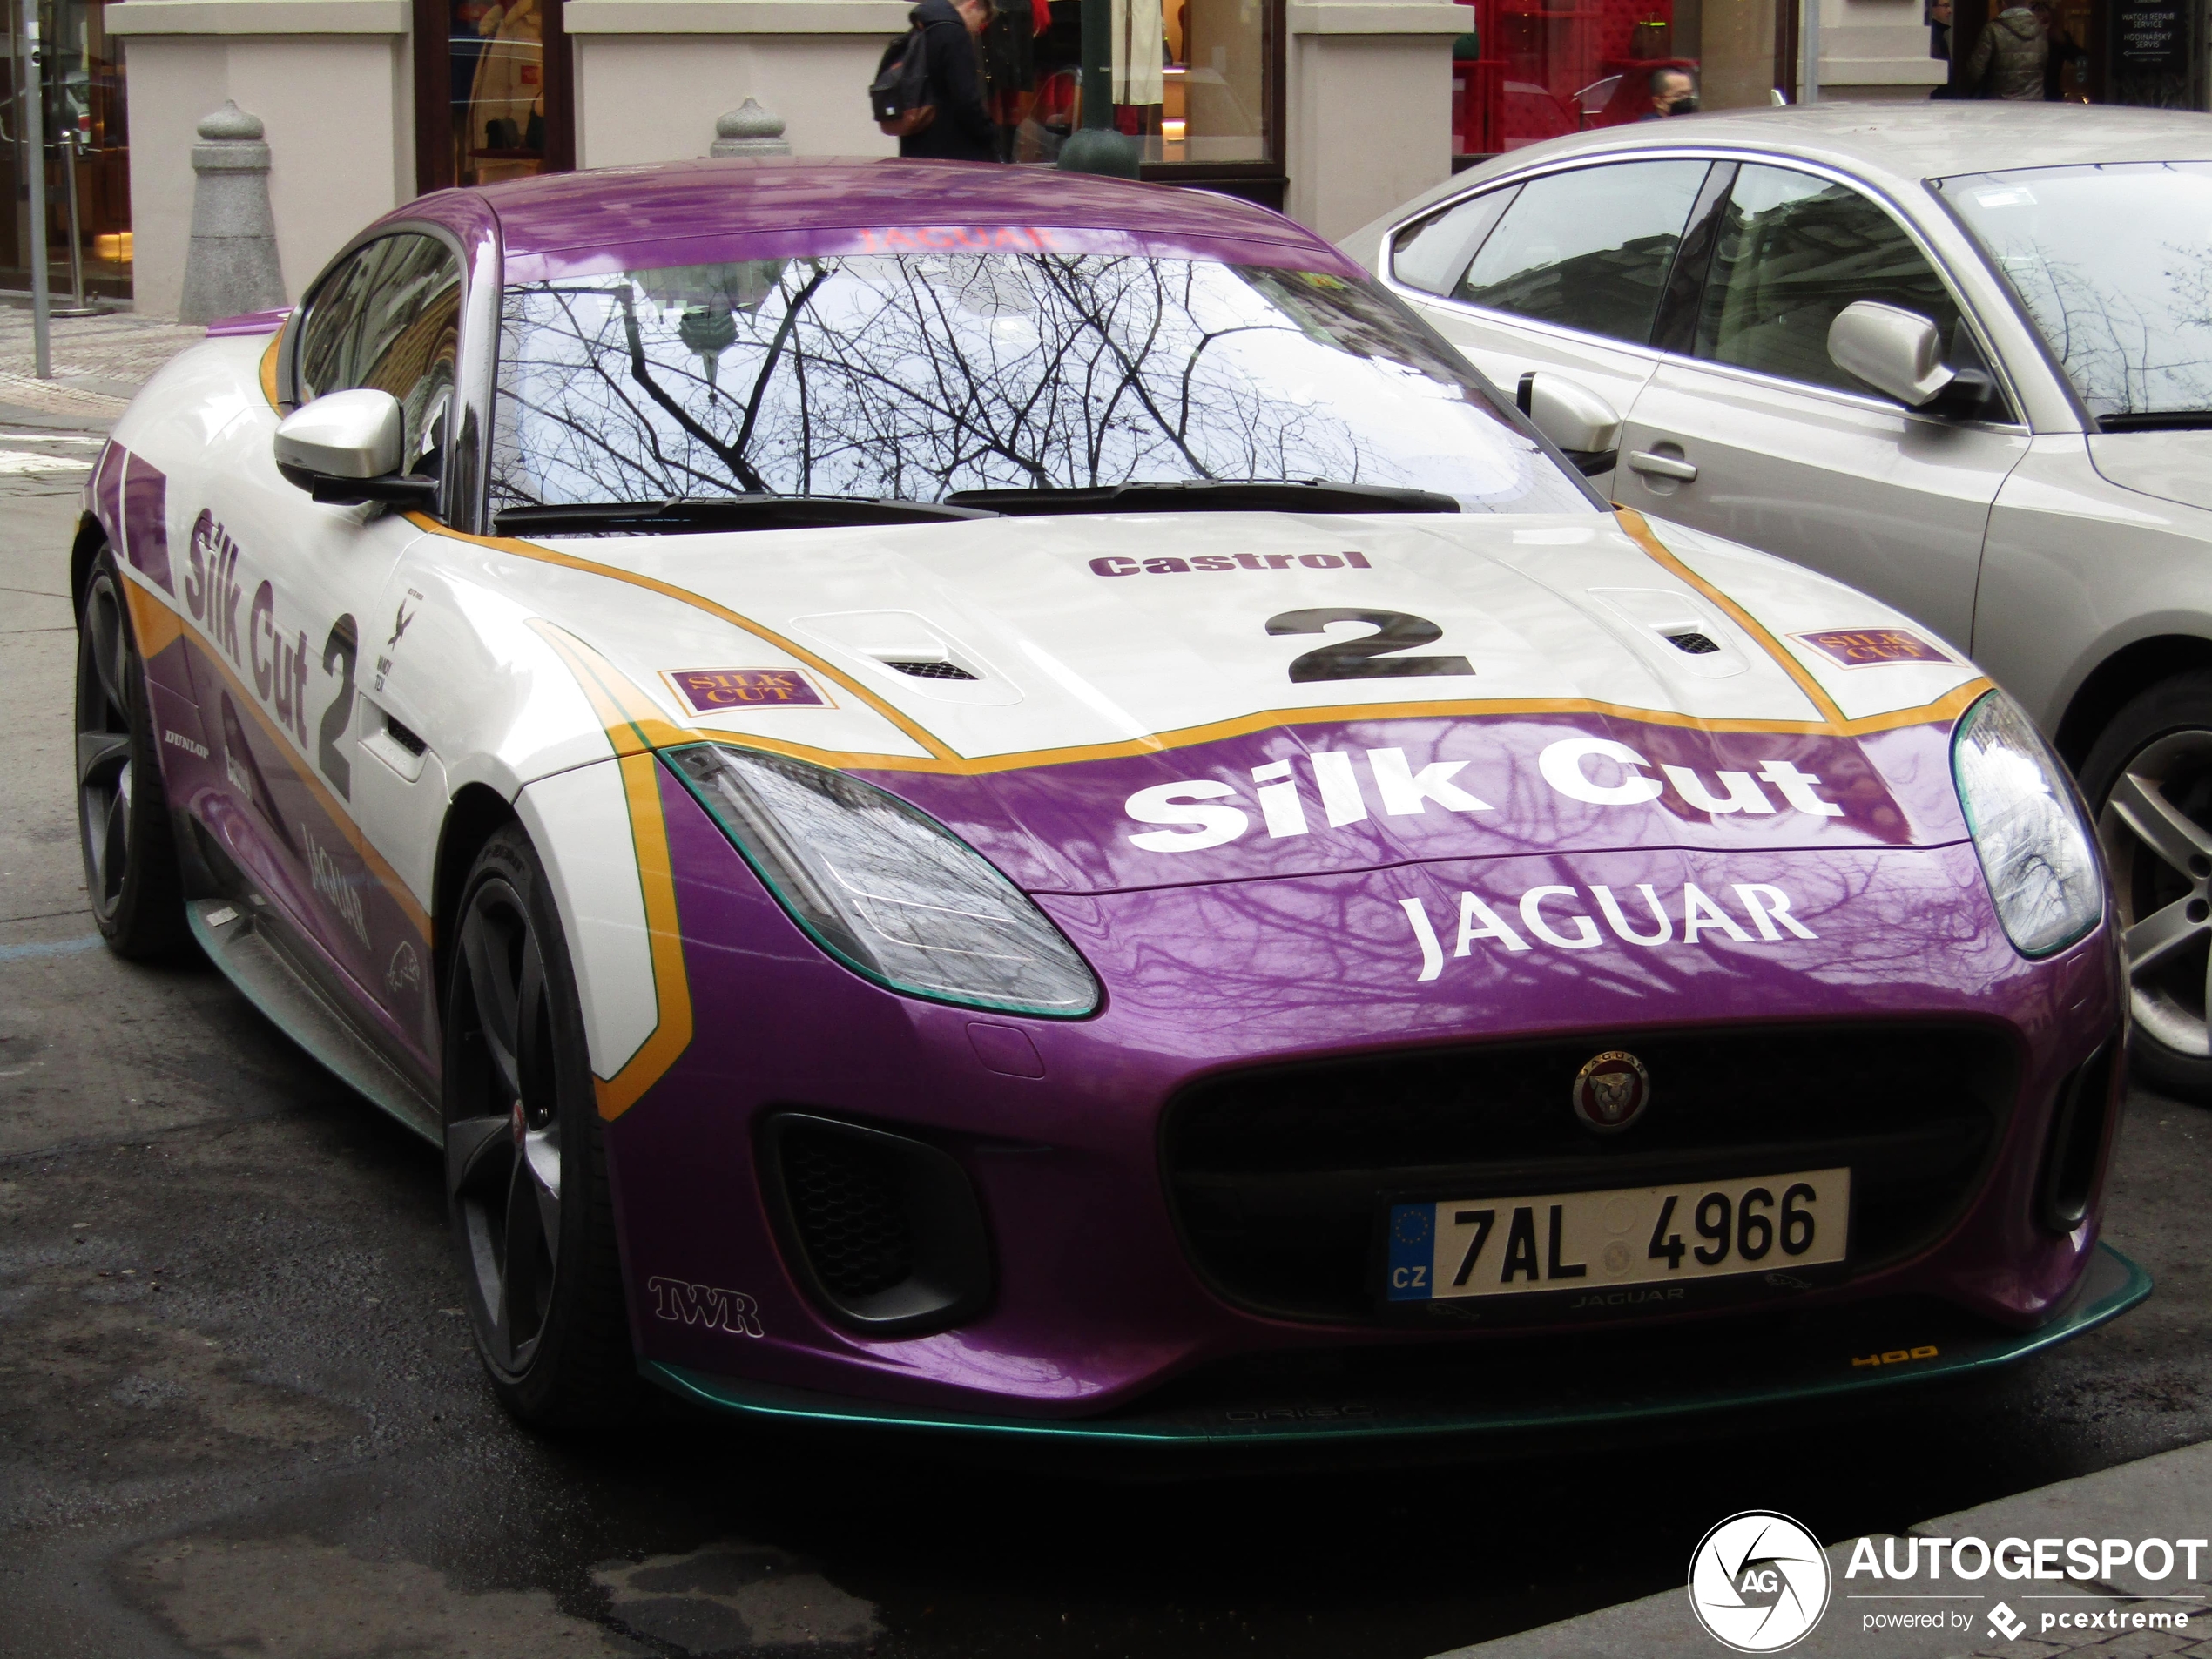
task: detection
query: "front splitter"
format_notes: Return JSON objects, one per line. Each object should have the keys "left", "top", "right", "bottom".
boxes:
{"left": 642, "top": 1242, "right": 2148, "bottom": 1446}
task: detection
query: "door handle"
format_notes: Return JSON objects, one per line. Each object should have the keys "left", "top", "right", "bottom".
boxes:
{"left": 1627, "top": 450, "right": 1699, "bottom": 482}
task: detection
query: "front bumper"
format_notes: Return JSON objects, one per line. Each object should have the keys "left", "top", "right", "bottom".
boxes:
{"left": 644, "top": 1244, "right": 2148, "bottom": 1444}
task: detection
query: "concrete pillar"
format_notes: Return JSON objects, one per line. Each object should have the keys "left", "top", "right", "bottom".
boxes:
{"left": 176, "top": 100, "right": 287, "bottom": 326}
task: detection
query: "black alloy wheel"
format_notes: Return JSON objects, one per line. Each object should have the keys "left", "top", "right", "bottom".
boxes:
{"left": 2081, "top": 671, "right": 2212, "bottom": 1103}
{"left": 74, "top": 552, "right": 188, "bottom": 958}
{"left": 442, "top": 824, "right": 632, "bottom": 1425}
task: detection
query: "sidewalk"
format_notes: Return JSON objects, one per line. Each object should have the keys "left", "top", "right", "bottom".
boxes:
{"left": 1435, "top": 1439, "right": 2212, "bottom": 1659}
{"left": 0, "top": 303, "right": 208, "bottom": 426}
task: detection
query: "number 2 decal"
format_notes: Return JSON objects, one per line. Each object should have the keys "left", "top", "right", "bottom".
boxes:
{"left": 319, "top": 615, "right": 357, "bottom": 799}
{"left": 1264, "top": 608, "right": 1474, "bottom": 683}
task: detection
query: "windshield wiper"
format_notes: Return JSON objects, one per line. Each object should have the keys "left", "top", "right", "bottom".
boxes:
{"left": 943, "top": 479, "right": 1461, "bottom": 516}
{"left": 493, "top": 496, "right": 1000, "bottom": 536}
{"left": 2096, "top": 411, "right": 2212, "bottom": 433}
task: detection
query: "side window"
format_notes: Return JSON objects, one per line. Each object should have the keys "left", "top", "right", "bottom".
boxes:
{"left": 1453, "top": 160, "right": 1712, "bottom": 345}
{"left": 294, "top": 233, "right": 462, "bottom": 476}
{"left": 294, "top": 246, "right": 380, "bottom": 403}
{"left": 1390, "top": 186, "right": 1519, "bottom": 297}
{"left": 1696, "top": 165, "right": 1986, "bottom": 399}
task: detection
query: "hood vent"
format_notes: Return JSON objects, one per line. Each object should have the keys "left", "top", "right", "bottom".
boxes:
{"left": 792, "top": 608, "right": 1023, "bottom": 705}
{"left": 1587, "top": 587, "right": 1748, "bottom": 680}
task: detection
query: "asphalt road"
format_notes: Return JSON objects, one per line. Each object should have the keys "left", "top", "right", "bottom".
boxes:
{"left": 2, "top": 444, "right": 2208, "bottom": 1659}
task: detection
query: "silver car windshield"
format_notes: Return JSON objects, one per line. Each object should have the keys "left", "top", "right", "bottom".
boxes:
{"left": 1943, "top": 162, "right": 2212, "bottom": 426}
{"left": 488, "top": 253, "right": 1592, "bottom": 516}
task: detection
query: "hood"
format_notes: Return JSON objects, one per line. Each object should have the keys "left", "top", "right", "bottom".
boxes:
{"left": 509, "top": 509, "right": 1989, "bottom": 894}
{"left": 2087, "top": 429, "right": 2212, "bottom": 514}
{"left": 1995, "top": 8, "right": 2042, "bottom": 35}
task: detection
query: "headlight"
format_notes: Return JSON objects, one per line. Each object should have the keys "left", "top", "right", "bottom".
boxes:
{"left": 1951, "top": 691, "right": 2103, "bottom": 957}
{"left": 667, "top": 744, "right": 1101, "bottom": 1016}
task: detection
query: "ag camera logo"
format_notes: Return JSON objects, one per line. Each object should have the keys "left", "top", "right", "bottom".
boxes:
{"left": 1688, "top": 1511, "right": 1831, "bottom": 1652}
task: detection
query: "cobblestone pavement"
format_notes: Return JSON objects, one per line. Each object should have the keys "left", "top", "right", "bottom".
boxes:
{"left": 0, "top": 304, "right": 209, "bottom": 421}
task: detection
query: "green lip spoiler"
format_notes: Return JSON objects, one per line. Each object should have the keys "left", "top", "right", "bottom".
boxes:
{"left": 644, "top": 1242, "right": 2149, "bottom": 1447}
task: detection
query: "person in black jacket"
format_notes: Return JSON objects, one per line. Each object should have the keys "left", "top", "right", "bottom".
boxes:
{"left": 893, "top": 0, "right": 1000, "bottom": 163}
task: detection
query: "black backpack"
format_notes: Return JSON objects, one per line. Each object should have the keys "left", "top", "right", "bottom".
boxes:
{"left": 870, "top": 26, "right": 937, "bottom": 137}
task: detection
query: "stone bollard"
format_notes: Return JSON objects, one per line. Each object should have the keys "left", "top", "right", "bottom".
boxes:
{"left": 177, "top": 100, "right": 287, "bottom": 325}
{"left": 710, "top": 98, "right": 792, "bottom": 158}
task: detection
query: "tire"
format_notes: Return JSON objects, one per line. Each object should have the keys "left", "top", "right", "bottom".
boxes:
{"left": 2080, "top": 671, "right": 2212, "bottom": 1103}
{"left": 442, "top": 823, "right": 636, "bottom": 1426}
{"left": 74, "top": 550, "right": 190, "bottom": 960}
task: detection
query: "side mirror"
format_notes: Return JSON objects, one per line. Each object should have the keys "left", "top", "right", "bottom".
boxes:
{"left": 274, "top": 388, "right": 438, "bottom": 508}
{"left": 1516, "top": 371, "right": 1622, "bottom": 476}
{"left": 1827, "top": 300, "right": 1958, "bottom": 408}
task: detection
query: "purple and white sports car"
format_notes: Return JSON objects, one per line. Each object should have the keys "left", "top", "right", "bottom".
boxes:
{"left": 73, "top": 160, "right": 2141, "bottom": 1441}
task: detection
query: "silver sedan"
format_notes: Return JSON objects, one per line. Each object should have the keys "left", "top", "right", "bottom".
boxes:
{"left": 1344, "top": 104, "right": 2212, "bottom": 1102}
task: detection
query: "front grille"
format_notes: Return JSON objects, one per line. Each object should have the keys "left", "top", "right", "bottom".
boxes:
{"left": 782, "top": 1125, "right": 915, "bottom": 1297}
{"left": 1163, "top": 1023, "right": 2017, "bottom": 1323}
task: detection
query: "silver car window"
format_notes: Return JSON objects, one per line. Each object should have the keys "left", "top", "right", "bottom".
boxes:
{"left": 1696, "top": 165, "right": 1973, "bottom": 399}
{"left": 488, "top": 253, "right": 1594, "bottom": 515}
{"left": 1453, "top": 160, "right": 1710, "bottom": 344}
{"left": 1943, "top": 161, "right": 2212, "bottom": 425}
{"left": 1391, "top": 185, "right": 1519, "bottom": 296}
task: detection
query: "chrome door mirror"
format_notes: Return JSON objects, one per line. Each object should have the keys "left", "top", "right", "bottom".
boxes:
{"left": 1516, "top": 371, "right": 1622, "bottom": 475}
{"left": 1827, "top": 300, "right": 1956, "bottom": 408}
{"left": 274, "top": 388, "right": 437, "bottom": 507}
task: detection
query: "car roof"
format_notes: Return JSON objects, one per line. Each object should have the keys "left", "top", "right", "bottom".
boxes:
{"left": 1387, "top": 103, "right": 2212, "bottom": 225}
{"left": 394, "top": 158, "right": 1337, "bottom": 270}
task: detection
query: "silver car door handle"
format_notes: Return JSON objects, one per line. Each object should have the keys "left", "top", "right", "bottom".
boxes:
{"left": 1626, "top": 450, "right": 1699, "bottom": 482}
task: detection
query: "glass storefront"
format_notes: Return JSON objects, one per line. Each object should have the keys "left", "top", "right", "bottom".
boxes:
{"left": 415, "top": 0, "right": 570, "bottom": 192}
{"left": 997, "top": 0, "right": 1279, "bottom": 188}
{"left": 3, "top": 0, "right": 129, "bottom": 300}
{"left": 1453, "top": 0, "right": 1695, "bottom": 154}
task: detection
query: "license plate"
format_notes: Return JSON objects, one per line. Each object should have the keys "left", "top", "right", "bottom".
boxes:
{"left": 1386, "top": 1167, "right": 1850, "bottom": 1301}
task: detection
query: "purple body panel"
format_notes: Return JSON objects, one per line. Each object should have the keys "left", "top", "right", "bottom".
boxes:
{"left": 860, "top": 716, "right": 1964, "bottom": 899}
{"left": 609, "top": 761, "right": 2121, "bottom": 1419}
{"left": 375, "top": 160, "right": 1358, "bottom": 285}
{"left": 204, "top": 307, "right": 293, "bottom": 337}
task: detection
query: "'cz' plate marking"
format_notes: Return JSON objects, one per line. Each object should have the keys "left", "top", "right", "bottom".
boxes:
{"left": 1386, "top": 1167, "right": 1849, "bottom": 1301}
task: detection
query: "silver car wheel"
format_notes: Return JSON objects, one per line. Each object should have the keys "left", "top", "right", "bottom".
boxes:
{"left": 2099, "top": 729, "right": 2212, "bottom": 1059}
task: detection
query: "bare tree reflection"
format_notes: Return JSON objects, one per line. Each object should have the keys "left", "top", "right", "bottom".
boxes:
{"left": 488, "top": 253, "right": 1542, "bottom": 511}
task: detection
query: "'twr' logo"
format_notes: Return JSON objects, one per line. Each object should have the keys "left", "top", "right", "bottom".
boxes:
{"left": 645, "top": 1276, "right": 765, "bottom": 1338}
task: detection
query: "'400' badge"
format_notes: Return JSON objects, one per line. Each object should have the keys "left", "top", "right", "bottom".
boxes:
{"left": 1572, "top": 1050, "right": 1649, "bottom": 1133}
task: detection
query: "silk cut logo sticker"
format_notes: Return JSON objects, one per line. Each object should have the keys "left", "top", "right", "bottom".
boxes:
{"left": 664, "top": 667, "right": 830, "bottom": 712}
{"left": 1791, "top": 627, "right": 1952, "bottom": 668}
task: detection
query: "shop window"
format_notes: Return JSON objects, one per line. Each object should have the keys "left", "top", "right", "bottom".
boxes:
{"left": 415, "top": 0, "right": 572, "bottom": 192}
{"left": 1, "top": 0, "right": 130, "bottom": 300}
{"left": 1454, "top": 159, "right": 1709, "bottom": 344}
{"left": 1453, "top": 0, "right": 1697, "bottom": 156}
{"left": 1695, "top": 164, "right": 1965, "bottom": 395}
{"left": 1013, "top": 0, "right": 1282, "bottom": 201}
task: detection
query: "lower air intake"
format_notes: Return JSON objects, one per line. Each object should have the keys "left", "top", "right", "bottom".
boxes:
{"left": 760, "top": 1113, "right": 993, "bottom": 1333}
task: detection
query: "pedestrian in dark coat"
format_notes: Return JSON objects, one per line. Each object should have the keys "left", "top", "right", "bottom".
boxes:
{"left": 887, "top": 0, "right": 999, "bottom": 163}
{"left": 1964, "top": 5, "right": 2050, "bottom": 99}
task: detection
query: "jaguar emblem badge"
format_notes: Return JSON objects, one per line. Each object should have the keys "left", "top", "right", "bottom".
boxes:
{"left": 1573, "top": 1050, "right": 1650, "bottom": 1133}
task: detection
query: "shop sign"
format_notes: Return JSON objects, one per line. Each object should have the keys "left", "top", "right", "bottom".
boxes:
{"left": 2114, "top": 0, "right": 2186, "bottom": 68}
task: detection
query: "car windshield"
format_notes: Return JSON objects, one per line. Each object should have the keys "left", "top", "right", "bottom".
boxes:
{"left": 487, "top": 252, "right": 1593, "bottom": 524}
{"left": 1942, "top": 162, "right": 2212, "bottom": 426}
